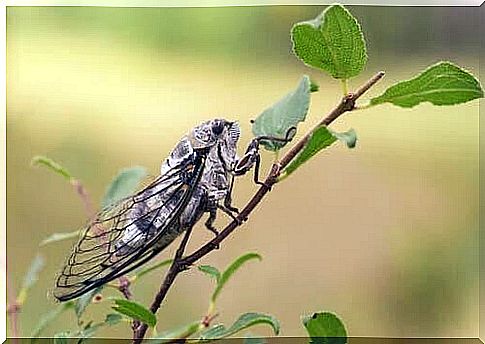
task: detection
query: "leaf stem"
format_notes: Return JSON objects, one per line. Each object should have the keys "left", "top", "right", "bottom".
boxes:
{"left": 341, "top": 79, "right": 349, "bottom": 95}
{"left": 131, "top": 71, "right": 385, "bottom": 343}
{"left": 69, "top": 178, "right": 96, "bottom": 220}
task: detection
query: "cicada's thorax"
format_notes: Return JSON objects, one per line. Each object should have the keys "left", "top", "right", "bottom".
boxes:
{"left": 178, "top": 121, "right": 240, "bottom": 227}
{"left": 116, "top": 119, "right": 241, "bottom": 256}
{"left": 198, "top": 133, "right": 238, "bottom": 201}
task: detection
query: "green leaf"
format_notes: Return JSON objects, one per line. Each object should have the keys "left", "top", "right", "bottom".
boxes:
{"left": 200, "top": 312, "right": 280, "bottom": 340}
{"left": 302, "top": 312, "right": 347, "bottom": 344}
{"left": 39, "top": 230, "right": 80, "bottom": 247}
{"left": 283, "top": 127, "right": 356, "bottom": 177}
{"left": 212, "top": 253, "right": 262, "bottom": 302}
{"left": 330, "top": 128, "right": 357, "bottom": 149}
{"left": 284, "top": 127, "right": 336, "bottom": 176}
{"left": 31, "top": 155, "right": 72, "bottom": 180}
{"left": 31, "top": 302, "right": 74, "bottom": 339}
{"left": 198, "top": 265, "right": 221, "bottom": 282}
{"left": 370, "top": 61, "right": 483, "bottom": 108}
{"left": 252, "top": 76, "right": 311, "bottom": 151}
{"left": 133, "top": 258, "right": 173, "bottom": 281}
{"left": 112, "top": 299, "right": 157, "bottom": 327}
{"left": 74, "top": 287, "right": 103, "bottom": 319}
{"left": 102, "top": 166, "right": 148, "bottom": 207}
{"left": 151, "top": 320, "right": 200, "bottom": 344}
{"left": 291, "top": 4, "right": 367, "bottom": 79}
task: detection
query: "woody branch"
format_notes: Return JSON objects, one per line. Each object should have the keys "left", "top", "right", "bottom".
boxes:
{"left": 132, "top": 70, "right": 385, "bottom": 343}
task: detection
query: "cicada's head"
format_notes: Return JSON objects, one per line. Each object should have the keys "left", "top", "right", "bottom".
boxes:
{"left": 189, "top": 118, "right": 240, "bottom": 151}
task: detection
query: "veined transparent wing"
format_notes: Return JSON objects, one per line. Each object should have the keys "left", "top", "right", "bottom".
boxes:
{"left": 54, "top": 153, "right": 205, "bottom": 301}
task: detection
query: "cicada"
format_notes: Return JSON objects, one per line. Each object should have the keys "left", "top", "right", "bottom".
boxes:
{"left": 54, "top": 118, "right": 292, "bottom": 301}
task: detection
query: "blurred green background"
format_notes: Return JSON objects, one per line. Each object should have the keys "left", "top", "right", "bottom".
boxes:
{"left": 6, "top": 5, "right": 481, "bottom": 339}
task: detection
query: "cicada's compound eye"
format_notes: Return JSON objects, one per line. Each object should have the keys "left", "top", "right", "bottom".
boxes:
{"left": 211, "top": 119, "right": 225, "bottom": 136}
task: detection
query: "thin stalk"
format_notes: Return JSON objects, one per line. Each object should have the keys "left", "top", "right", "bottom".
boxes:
{"left": 341, "top": 79, "right": 349, "bottom": 95}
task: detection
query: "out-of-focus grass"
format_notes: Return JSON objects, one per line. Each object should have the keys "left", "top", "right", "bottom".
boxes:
{"left": 7, "top": 6, "right": 479, "bottom": 339}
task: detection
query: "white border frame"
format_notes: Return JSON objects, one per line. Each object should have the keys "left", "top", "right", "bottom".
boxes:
{"left": 2, "top": 1, "right": 483, "bottom": 343}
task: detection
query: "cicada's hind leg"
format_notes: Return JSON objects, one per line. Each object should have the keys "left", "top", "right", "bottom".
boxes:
{"left": 203, "top": 202, "right": 221, "bottom": 249}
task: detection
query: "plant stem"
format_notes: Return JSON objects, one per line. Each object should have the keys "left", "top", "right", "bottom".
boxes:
{"left": 70, "top": 178, "right": 96, "bottom": 219}
{"left": 132, "top": 70, "right": 385, "bottom": 343}
{"left": 341, "top": 79, "right": 349, "bottom": 95}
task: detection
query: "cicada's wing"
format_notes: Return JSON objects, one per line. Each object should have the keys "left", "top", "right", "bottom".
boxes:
{"left": 54, "top": 153, "right": 205, "bottom": 301}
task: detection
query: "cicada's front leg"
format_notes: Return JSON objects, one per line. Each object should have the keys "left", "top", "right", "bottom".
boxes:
{"left": 233, "top": 138, "right": 263, "bottom": 184}
{"left": 220, "top": 138, "right": 262, "bottom": 215}
{"left": 224, "top": 127, "right": 296, "bottom": 215}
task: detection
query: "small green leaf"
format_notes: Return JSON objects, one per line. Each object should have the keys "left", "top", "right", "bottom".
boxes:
{"left": 252, "top": 76, "right": 311, "bottom": 151}
{"left": 212, "top": 253, "right": 262, "bottom": 302}
{"left": 102, "top": 166, "right": 148, "bottom": 207}
{"left": 284, "top": 127, "right": 336, "bottom": 177}
{"left": 112, "top": 299, "right": 157, "bottom": 327}
{"left": 198, "top": 265, "right": 221, "bottom": 282}
{"left": 39, "top": 230, "right": 80, "bottom": 247}
{"left": 151, "top": 320, "right": 200, "bottom": 343}
{"left": 31, "top": 156, "right": 72, "bottom": 180}
{"left": 283, "top": 127, "right": 356, "bottom": 177}
{"left": 31, "top": 302, "right": 74, "bottom": 339}
{"left": 74, "top": 287, "right": 103, "bottom": 319}
{"left": 330, "top": 128, "right": 357, "bottom": 149}
{"left": 133, "top": 259, "right": 173, "bottom": 281}
{"left": 370, "top": 61, "right": 483, "bottom": 108}
{"left": 291, "top": 5, "right": 367, "bottom": 79}
{"left": 200, "top": 312, "right": 280, "bottom": 340}
{"left": 302, "top": 312, "right": 347, "bottom": 344}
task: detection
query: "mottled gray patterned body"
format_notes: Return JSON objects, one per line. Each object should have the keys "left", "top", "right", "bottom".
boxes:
{"left": 115, "top": 119, "right": 241, "bottom": 255}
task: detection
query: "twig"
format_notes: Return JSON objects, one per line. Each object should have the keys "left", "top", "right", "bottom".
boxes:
{"left": 132, "top": 227, "right": 194, "bottom": 338}
{"left": 132, "top": 71, "right": 385, "bottom": 343}
{"left": 118, "top": 276, "right": 133, "bottom": 300}
{"left": 70, "top": 178, "right": 96, "bottom": 219}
